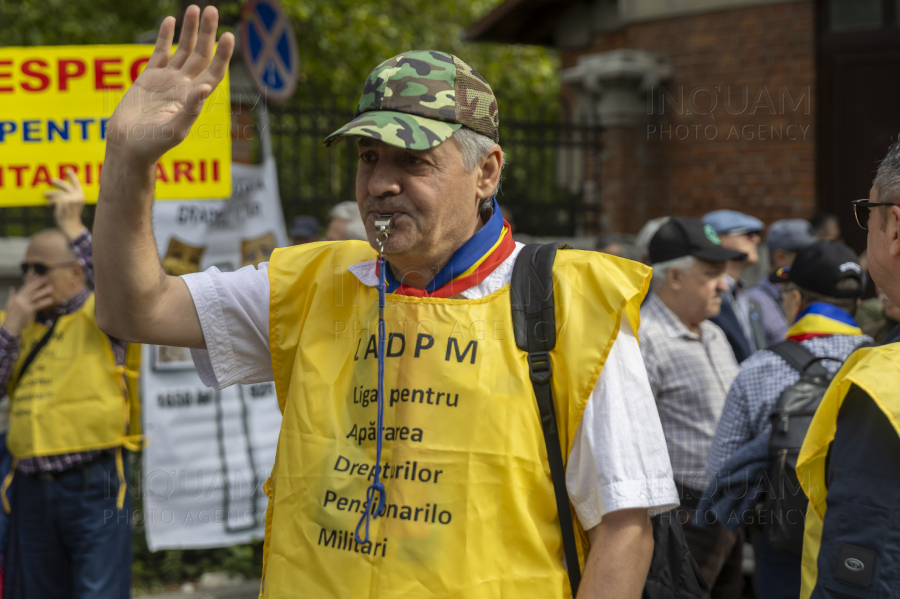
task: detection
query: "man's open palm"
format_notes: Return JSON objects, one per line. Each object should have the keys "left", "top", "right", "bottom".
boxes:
{"left": 107, "top": 5, "right": 234, "bottom": 164}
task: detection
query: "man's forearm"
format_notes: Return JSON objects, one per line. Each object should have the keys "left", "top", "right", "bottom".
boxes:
{"left": 91, "top": 5, "right": 230, "bottom": 349}
{"left": 579, "top": 509, "right": 654, "bottom": 599}
{"left": 94, "top": 154, "right": 168, "bottom": 341}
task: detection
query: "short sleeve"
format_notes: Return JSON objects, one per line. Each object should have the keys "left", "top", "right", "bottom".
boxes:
{"left": 565, "top": 314, "right": 679, "bottom": 530}
{"left": 181, "top": 263, "right": 273, "bottom": 389}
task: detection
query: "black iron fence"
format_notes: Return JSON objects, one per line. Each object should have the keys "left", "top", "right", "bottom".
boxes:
{"left": 0, "top": 96, "right": 602, "bottom": 238}
{"left": 0, "top": 205, "right": 94, "bottom": 238}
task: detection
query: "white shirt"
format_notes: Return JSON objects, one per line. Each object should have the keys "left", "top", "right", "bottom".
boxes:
{"left": 183, "top": 243, "right": 678, "bottom": 529}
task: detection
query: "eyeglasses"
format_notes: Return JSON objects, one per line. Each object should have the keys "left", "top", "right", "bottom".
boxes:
{"left": 20, "top": 261, "right": 76, "bottom": 276}
{"left": 852, "top": 199, "right": 900, "bottom": 230}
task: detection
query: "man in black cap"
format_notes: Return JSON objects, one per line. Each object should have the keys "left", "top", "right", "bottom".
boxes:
{"left": 639, "top": 217, "right": 748, "bottom": 598}
{"left": 707, "top": 241, "right": 870, "bottom": 599}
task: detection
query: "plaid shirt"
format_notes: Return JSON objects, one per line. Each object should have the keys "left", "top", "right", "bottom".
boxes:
{"left": 639, "top": 293, "right": 740, "bottom": 491}
{"left": 0, "top": 230, "right": 127, "bottom": 474}
{"left": 706, "top": 333, "right": 872, "bottom": 478}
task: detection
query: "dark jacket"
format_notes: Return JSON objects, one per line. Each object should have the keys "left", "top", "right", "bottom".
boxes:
{"left": 883, "top": 322, "right": 900, "bottom": 345}
{"left": 695, "top": 433, "right": 768, "bottom": 530}
{"left": 710, "top": 298, "right": 754, "bottom": 363}
{"left": 809, "top": 386, "right": 900, "bottom": 598}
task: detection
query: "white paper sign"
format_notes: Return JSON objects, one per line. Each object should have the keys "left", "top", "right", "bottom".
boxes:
{"left": 141, "top": 125, "right": 287, "bottom": 550}
{"left": 141, "top": 354, "right": 281, "bottom": 550}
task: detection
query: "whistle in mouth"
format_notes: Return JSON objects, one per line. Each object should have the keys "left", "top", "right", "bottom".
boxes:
{"left": 374, "top": 215, "right": 394, "bottom": 236}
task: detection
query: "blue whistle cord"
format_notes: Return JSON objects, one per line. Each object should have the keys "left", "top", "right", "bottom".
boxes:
{"left": 355, "top": 255, "right": 388, "bottom": 544}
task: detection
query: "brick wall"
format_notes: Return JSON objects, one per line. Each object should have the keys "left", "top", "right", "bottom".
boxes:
{"left": 563, "top": 0, "right": 816, "bottom": 233}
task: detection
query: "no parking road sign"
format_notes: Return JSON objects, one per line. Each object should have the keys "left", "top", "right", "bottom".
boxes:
{"left": 240, "top": 0, "right": 299, "bottom": 104}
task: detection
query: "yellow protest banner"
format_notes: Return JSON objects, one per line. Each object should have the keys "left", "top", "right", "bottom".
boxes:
{"left": 0, "top": 45, "right": 231, "bottom": 207}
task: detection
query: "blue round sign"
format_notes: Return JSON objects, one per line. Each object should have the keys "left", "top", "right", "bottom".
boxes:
{"left": 240, "top": 0, "right": 299, "bottom": 103}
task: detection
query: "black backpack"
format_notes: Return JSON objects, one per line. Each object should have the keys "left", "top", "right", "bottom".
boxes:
{"left": 763, "top": 339, "right": 868, "bottom": 555}
{"left": 511, "top": 243, "right": 710, "bottom": 599}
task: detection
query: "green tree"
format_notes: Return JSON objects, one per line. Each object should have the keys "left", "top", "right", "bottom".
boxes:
{"left": 282, "top": 0, "right": 558, "bottom": 113}
{"left": 0, "top": 0, "right": 558, "bottom": 114}
{"left": 0, "top": 0, "right": 178, "bottom": 46}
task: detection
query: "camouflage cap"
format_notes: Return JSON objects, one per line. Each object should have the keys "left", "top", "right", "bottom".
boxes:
{"left": 323, "top": 50, "right": 499, "bottom": 151}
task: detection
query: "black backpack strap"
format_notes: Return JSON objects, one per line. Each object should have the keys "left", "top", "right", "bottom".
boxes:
{"left": 510, "top": 243, "right": 581, "bottom": 598}
{"left": 768, "top": 339, "right": 829, "bottom": 377}
{"left": 511, "top": 243, "right": 564, "bottom": 353}
{"left": 9, "top": 317, "right": 58, "bottom": 392}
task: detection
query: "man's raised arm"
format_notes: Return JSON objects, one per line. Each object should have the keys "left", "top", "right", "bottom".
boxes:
{"left": 94, "top": 6, "right": 234, "bottom": 349}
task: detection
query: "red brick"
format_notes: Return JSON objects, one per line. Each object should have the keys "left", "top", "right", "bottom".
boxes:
{"left": 565, "top": 0, "right": 816, "bottom": 233}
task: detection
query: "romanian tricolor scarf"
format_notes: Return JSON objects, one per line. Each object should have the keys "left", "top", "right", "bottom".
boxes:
{"left": 381, "top": 199, "right": 516, "bottom": 298}
{"left": 785, "top": 302, "right": 863, "bottom": 342}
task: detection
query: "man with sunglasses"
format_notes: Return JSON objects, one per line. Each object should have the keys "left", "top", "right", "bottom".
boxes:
{"left": 798, "top": 144, "right": 900, "bottom": 598}
{"left": 0, "top": 172, "right": 138, "bottom": 598}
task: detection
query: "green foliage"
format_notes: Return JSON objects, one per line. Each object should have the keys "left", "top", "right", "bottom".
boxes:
{"left": 282, "top": 0, "right": 559, "bottom": 113}
{"left": 131, "top": 535, "right": 263, "bottom": 593}
{"left": 0, "top": 0, "right": 178, "bottom": 46}
{"left": 0, "top": 0, "right": 558, "bottom": 114}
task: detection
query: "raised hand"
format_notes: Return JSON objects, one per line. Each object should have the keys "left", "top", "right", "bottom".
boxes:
{"left": 45, "top": 171, "right": 87, "bottom": 240}
{"left": 105, "top": 5, "right": 235, "bottom": 164}
{"left": 2, "top": 279, "right": 55, "bottom": 337}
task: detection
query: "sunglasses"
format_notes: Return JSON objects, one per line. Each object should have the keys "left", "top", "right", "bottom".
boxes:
{"left": 20, "top": 261, "right": 76, "bottom": 276}
{"left": 853, "top": 199, "right": 900, "bottom": 230}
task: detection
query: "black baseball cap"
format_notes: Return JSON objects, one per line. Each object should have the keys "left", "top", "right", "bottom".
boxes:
{"left": 648, "top": 217, "right": 747, "bottom": 264}
{"left": 780, "top": 241, "right": 863, "bottom": 298}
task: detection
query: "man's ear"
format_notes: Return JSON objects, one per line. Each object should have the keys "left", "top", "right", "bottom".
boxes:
{"left": 666, "top": 266, "right": 682, "bottom": 291}
{"left": 474, "top": 144, "right": 503, "bottom": 200}
{"left": 889, "top": 205, "right": 900, "bottom": 257}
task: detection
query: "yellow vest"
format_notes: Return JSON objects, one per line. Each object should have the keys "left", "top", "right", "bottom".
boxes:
{"left": 2, "top": 294, "right": 141, "bottom": 459}
{"left": 797, "top": 343, "right": 900, "bottom": 598}
{"left": 262, "top": 241, "right": 650, "bottom": 599}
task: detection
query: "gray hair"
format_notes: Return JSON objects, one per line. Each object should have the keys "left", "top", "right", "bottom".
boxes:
{"left": 450, "top": 127, "right": 506, "bottom": 212}
{"left": 651, "top": 255, "right": 696, "bottom": 289}
{"left": 329, "top": 201, "right": 368, "bottom": 241}
{"left": 635, "top": 217, "right": 671, "bottom": 264}
{"left": 874, "top": 140, "right": 900, "bottom": 231}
